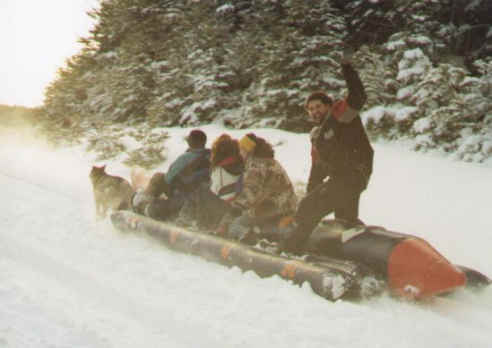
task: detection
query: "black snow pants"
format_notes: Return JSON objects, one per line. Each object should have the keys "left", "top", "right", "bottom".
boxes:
{"left": 146, "top": 194, "right": 185, "bottom": 221}
{"left": 284, "top": 176, "right": 367, "bottom": 252}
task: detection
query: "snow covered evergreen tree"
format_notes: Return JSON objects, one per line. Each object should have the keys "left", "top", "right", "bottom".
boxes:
{"left": 40, "top": 0, "right": 492, "bottom": 162}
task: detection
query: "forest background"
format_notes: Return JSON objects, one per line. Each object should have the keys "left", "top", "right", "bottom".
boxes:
{"left": 2, "top": 0, "right": 492, "bottom": 167}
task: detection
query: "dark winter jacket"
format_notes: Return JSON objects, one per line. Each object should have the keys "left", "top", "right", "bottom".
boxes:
{"left": 307, "top": 63, "right": 374, "bottom": 193}
{"left": 165, "top": 148, "right": 211, "bottom": 196}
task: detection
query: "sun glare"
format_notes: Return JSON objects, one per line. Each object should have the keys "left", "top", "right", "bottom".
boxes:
{"left": 0, "top": 0, "right": 98, "bottom": 107}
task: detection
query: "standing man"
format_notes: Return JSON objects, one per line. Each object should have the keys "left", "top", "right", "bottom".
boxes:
{"left": 283, "top": 60, "right": 374, "bottom": 253}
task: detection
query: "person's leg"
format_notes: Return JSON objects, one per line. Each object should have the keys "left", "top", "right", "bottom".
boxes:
{"left": 227, "top": 215, "right": 255, "bottom": 243}
{"left": 175, "top": 191, "right": 199, "bottom": 226}
{"left": 283, "top": 180, "right": 338, "bottom": 252}
{"left": 334, "top": 189, "right": 360, "bottom": 222}
{"left": 144, "top": 172, "right": 170, "bottom": 197}
{"left": 178, "top": 186, "right": 232, "bottom": 229}
{"left": 202, "top": 193, "right": 232, "bottom": 229}
{"left": 334, "top": 177, "right": 367, "bottom": 226}
{"left": 146, "top": 195, "right": 184, "bottom": 221}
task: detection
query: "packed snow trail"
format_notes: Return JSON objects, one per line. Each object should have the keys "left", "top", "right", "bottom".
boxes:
{"left": 1, "top": 133, "right": 492, "bottom": 348}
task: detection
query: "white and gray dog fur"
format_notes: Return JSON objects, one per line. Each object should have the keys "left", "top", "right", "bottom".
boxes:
{"left": 89, "top": 165, "right": 134, "bottom": 220}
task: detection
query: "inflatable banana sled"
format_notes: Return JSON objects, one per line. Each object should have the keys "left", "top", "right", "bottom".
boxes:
{"left": 111, "top": 211, "right": 490, "bottom": 301}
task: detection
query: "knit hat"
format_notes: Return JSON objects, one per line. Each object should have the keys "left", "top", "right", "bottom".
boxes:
{"left": 186, "top": 129, "right": 207, "bottom": 148}
{"left": 239, "top": 134, "right": 256, "bottom": 153}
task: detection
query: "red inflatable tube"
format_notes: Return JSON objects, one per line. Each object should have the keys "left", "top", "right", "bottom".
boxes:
{"left": 339, "top": 225, "right": 466, "bottom": 299}
{"left": 387, "top": 238, "right": 466, "bottom": 298}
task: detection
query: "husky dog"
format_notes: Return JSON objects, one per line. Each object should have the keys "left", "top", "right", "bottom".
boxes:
{"left": 89, "top": 165, "right": 134, "bottom": 220}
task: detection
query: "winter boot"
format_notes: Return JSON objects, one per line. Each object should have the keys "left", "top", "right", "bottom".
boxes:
{"left": 278, "top": 219, "right": 310, "bottom": 255}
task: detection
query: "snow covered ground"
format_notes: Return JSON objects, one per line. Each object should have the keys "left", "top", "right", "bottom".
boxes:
{"left": 1, "top": 124, "right": 492, "bottom": 348}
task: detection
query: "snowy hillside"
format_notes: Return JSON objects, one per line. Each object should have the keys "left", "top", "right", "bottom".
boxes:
{"left": 1, "top": 125, "right": 492, "bottom": 348}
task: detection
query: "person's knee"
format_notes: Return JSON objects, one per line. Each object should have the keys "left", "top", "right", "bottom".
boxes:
{"left": 145, "top": 172, "right": 168, "bottom": 197}
{"left": 227, "top": 215, "right": 259, "bottom": 244}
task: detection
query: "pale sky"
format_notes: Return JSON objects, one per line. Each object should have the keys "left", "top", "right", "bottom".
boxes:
{"left": 0, "top": 0, "right": 100, "bottom": 107}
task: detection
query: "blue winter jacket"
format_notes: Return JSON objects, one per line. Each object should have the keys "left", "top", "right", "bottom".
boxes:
{"left": 165, "top": 148, "right": 211, "bottom": 196}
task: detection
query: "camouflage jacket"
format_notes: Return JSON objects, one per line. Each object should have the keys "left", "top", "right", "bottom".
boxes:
{"left": 233, "top": 156, "right": 297, "bottom": 219}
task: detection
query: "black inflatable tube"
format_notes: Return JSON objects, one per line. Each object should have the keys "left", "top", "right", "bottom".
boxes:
{"left": 111, "top": 211, "right": 489, "bottom": 301}
{"left": 110, "top": 211, "right": 374, "bottom": 301}
{"left": 307, "top": 220, "right": 490, "bottom": 298}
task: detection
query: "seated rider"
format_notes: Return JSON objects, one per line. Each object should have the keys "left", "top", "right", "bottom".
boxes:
{"left": 217, "top": 133, "right": 297, "bottom": 243}
{"left": 209, "top": 134, "right": 244, "bottom": 202}
{"left": 177, "top": 133, "right": 244, "bottom": 228}
{"left": 132, "top": 129, "right": 211, "bottom": 221}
